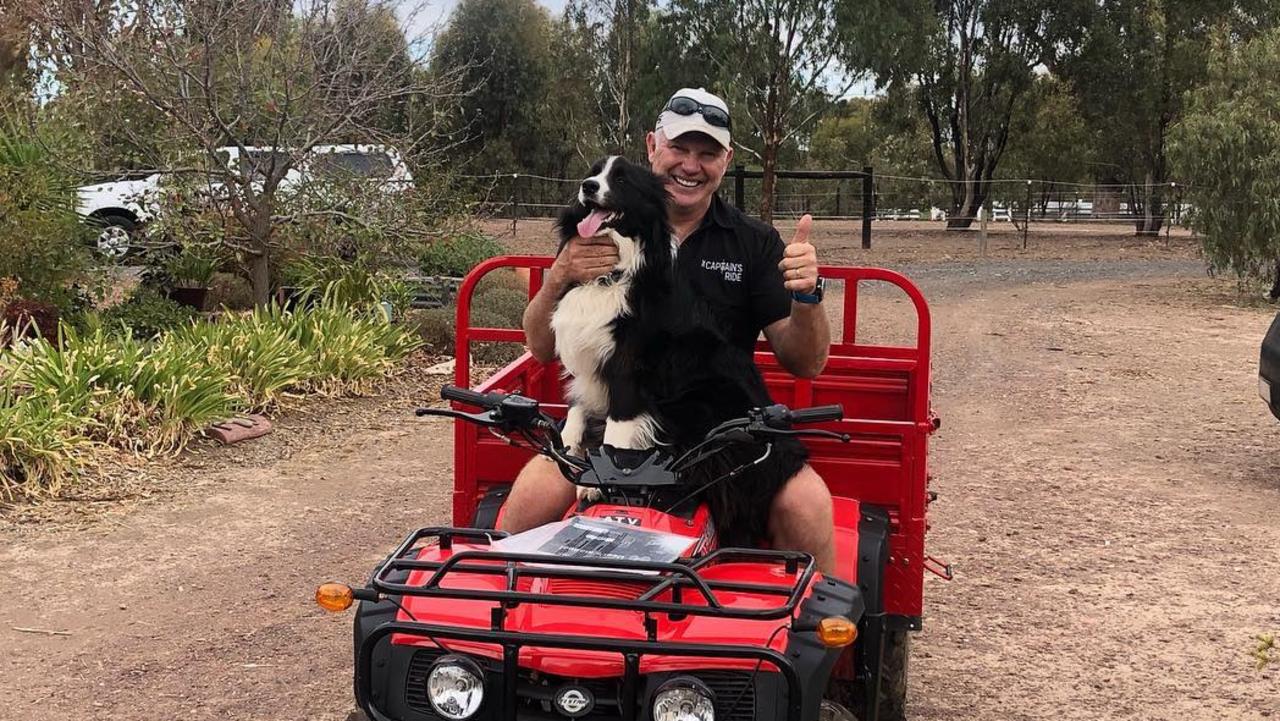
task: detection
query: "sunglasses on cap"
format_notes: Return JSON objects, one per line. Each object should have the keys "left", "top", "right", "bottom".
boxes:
{"left": 663, "top": 96, "right": 732, "bottom": 130}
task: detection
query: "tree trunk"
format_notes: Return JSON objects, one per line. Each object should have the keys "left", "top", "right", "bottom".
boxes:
{"left": 760, "top": 142, "right": 778, "bottom": 225}
{"left": 249, "top": 250, "right": 272, "bottom": 306}
{"left": 1269, "top": 259, "right": 1280, "bottom": 301}
{"left": 1135, "top": 170, "right": 1163, "bottom": 236}
{"left": 947, "top": 177, "right": 987, "bottom": 230}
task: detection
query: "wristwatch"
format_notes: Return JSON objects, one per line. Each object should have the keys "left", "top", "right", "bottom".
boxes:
{"left": 791, "top": 276, "right": 825, "bottom": 304}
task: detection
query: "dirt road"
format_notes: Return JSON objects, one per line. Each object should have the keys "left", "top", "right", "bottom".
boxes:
{"left": 2, "top": 228, "right": 1278, "bottom": 720}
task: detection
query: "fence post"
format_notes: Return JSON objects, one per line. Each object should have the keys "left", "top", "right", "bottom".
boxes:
{"left": 734, "top": 164, "right": 745, "bottom": 209}
{"left": 861, "top": 165, "right": 873, "bottom": 249}
{"left": 1023, "top": 180, "right": 1032, "bottom": 250}
{"left": 979, "top": 203, "right": 989, "bottom": 258}
{"left": 508, "top": 173, "right": 518, "bottom": 235}
{"left": 835, "top": 184, "right": 842, "bottom": 217}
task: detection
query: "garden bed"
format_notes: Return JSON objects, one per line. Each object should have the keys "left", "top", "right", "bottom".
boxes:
{"left": 1, "top": 300, "right": 423, "bottom": 502}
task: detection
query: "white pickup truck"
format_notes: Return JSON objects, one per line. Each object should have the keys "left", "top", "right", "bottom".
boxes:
{"left": 76, "top": 144, "right": 414, "bottom": 258}
{"left": 75, "top": 174, "right": 162, "bottom": 257}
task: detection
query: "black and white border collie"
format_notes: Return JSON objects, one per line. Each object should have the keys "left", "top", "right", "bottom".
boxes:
{"left": 552, "top": 156, "right": 807, "bottom": 545}
{"left": 552, "top": 156, "right": 672, "bottom": 464}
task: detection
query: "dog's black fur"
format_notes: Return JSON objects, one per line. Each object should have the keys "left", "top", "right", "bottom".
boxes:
{"left": 554, "top": 156, "right": 807, "bottom": 548}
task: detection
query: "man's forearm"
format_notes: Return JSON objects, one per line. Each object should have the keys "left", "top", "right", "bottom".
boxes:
{"left": 522, "top": 277, "right": 565, "bottom": 363}
{"left": 770, "top": 301, "right": 830, "bottom": 378}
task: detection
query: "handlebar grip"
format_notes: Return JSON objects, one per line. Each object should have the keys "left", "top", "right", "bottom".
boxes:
{"left": 441, "top": 385, "right": 504, "bottom": 408}
{"left": 788, "top": 404, "right": 844, "bottom": 425}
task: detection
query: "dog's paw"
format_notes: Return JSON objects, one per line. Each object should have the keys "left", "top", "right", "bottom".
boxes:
{"left": 576, "top": 485, "right": 603, "bottom": 503}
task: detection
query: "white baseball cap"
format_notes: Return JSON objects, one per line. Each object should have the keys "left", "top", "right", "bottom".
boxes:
{"left": 655, "top": 87, "right": 732, "bottom": 150}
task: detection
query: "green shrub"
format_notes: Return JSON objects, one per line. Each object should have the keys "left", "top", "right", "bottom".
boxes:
{"left": 1169, "top": 28, "right": 1280, "bottom": 286}
{"left": 163, "top": 246, "right": 222, "bottom": 287}
{"left": 3, "top": 325, "right": 237, "bottom": 457}
{"left": 405, "top": 272, "right": 528, "bottom": 363}
{"left": 284, "top": 299, "right": 423, "bottom": 394}
{"left": 169, "top": 309, "right": 310, "bottom": 411}
{"left": 418, "top": 232, "right": 504, "bottom": 277}
{"left": 404, "top": 308, "right": 454, "bottom": 354}
{"left": 278, "top": 255, "right": 412, "bottom": 315}
{"left": 100, "top": 287, "right": 196, "bottom": 339}
{"left": 0, "top": 116, "right": 89, "bottom": 309}
{"left": 0, "top": 297, "right": 424, "bottom": 496}
{"left": 0, "top": 369, "right": 92, "bottom": 500}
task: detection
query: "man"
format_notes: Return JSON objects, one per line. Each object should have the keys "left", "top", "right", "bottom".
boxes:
{"left": 505, "top": 87, "right": 838, "bottom": 575}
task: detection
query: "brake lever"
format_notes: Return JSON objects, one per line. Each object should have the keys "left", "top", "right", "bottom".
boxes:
{"left": 796, "top": 429, "right": 851, "bottom": 443}
{"left": 749, "top": 426, "right": 851, "bottom": 443}
{"left": 415, "top": 407, "right": 501, "bottom": 428}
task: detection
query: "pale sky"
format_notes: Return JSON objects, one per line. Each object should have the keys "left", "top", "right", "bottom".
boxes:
{"left": 400, "top": 0, "right": 570, "bottom": 45}
{"left": 397, "top": 0, "right": 878, "bottom": 99}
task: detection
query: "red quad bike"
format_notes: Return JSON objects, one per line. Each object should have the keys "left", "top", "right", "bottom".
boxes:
{"left": 317, "top": 258, "right": 945, "bottom": 721}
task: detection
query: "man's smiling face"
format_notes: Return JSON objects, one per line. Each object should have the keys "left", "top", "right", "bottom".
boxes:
{"left": 646, "top": 129, "right": 733, "bottom": 216}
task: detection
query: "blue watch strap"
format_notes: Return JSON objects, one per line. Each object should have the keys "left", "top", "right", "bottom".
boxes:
{"left": 791, "top": 276, "right": 824, "bottom": 304}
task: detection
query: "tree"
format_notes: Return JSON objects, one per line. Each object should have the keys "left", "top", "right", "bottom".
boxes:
{"left": 840, "top": 0, "right": 1088, "bottom": 228}
{"left": 542, "top": 7, "right": 610, "bottom": 172}
{"left": 561, "top": 0, "right": 654, "bottom": 154}
{"left": 1056, "top": 0, "right": 1277, "bottom": 235}
{"left": 668, "top": 0, "right": 857, "bottom": 223}
{"left": 430, "top": 0, "right": 554, "bottom": 174}
{"left": 805, "top": 94, "right": 947, "bottom": 214}
{"left": 1168, "top": 27, "right": 1280, "bottom": 292}
{"left": 317, "top": 0, "right": 416, "bottom": 138}
{"left": 0, "top": 1, "right": 32, "bottom": 97}
{"left": 0, "top": 112, "right": 90, "bottom": 308}
{"left": 806, "top": 98, "right": 878, "bottom": 170}
{"left": 996, "top": 74, "right": 1092, "bottom": 214}
{"left": 40, "top": 0, "right": 463, "bottom": 304}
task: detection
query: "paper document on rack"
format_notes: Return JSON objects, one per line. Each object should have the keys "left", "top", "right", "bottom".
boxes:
{"left": 496, "top": 516, "right": 695, "bottom": 573}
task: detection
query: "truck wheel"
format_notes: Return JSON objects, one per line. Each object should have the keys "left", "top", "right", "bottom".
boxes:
{"left": 91, "top": 214, "right": 137, "bottom": 260}
{"left": 824, "top": 629, "right": 910, "bottom": 721}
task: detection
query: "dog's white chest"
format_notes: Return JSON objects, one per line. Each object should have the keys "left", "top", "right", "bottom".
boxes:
{"left": 551, "top": 279, "right": 630, "bottom": 379}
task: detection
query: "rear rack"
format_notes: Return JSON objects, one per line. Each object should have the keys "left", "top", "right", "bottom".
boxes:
{"left": 371, "top": 526, "right": 816, "bottom": 621}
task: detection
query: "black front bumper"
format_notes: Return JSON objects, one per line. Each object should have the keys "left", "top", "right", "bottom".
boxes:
{"left": 354, "top": 619, "right": 804, "bottom": 721}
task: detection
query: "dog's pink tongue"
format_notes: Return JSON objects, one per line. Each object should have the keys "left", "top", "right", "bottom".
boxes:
{"left": 577, "top": 209, "right": 609, "bottom": 238}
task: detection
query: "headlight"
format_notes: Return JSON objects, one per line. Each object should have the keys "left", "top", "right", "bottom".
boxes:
{"left": 426, "top": 655, "right": 485, "bottom": 720}
{"left": 652, "top": 676, "right": 716, "bottom": 721}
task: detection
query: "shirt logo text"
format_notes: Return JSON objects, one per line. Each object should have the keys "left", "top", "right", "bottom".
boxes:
{"left": 701, "top": 259, "right": 743, "bottom": 282}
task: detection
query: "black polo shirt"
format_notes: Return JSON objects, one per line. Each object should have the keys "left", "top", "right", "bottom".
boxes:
{"left": 674, "top": 195, "right": 792, "bottom": 351}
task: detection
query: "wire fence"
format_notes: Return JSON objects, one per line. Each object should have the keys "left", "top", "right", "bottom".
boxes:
{"left": 458, "top": 168, "right": 1194, "bottom": 235}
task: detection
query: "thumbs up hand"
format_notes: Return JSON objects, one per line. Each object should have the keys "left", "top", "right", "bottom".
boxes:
{"left": 777, "top": 214, "right": 818, "bottom": 294}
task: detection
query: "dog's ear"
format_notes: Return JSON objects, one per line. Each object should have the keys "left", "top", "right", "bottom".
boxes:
{"left": 556, "top": 200, "right": 588, "bottom": 246}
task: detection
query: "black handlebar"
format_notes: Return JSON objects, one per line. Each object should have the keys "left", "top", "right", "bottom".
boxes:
{"left": 787, "top": 404, "right": 844, "bottom": 425}
{"left": 441, "top": 385, "right": 505, "bottom": 408}
{"left": 428, "top": 386, "right": 849, "bottom": 483}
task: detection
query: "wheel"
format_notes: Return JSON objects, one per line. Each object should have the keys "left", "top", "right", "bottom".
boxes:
{"left": 825, "top": 629, "right": 910, "bottom": 721}
{"left": 90, "top": 213, "right": 137, "bottom": 260}
{"left": 876, "top": 629, "right": 910, "bottom": 721}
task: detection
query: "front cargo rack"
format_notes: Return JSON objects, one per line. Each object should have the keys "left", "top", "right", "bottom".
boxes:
{"left": 369, "top": 527, "right": 817, "bottom": 621}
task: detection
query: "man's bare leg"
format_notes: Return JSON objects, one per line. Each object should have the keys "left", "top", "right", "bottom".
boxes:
{"left": 497, "top": 456, "right": 577, "bottom": 533}
{"left": 768, "top": 464, "right": 839, "bottom": 577}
